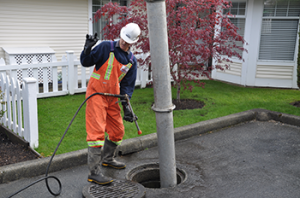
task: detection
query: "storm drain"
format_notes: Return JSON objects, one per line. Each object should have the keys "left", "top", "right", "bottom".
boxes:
{"left": 126, "top": 163, "right": 187, "bottom": 188}
{"left": 82, "top": 179, "right": 145, "bottom": 198}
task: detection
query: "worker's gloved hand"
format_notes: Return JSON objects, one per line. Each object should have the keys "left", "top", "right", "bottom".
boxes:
{"left": 84, "top": 33, "right": 98, "bottom": 55}
{"left": 122, "top": 104, "right": 135, "bottom": 123}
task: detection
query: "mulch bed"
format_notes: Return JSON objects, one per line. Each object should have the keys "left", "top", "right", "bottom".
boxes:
{"left": 0, "top": 132, "right": 39, "bottom": 166}
{"left": 172, "top": 99, "right": 205, "bottom": 110}
{"left": 290, "top": 101, "right": 300, "bottom": 107}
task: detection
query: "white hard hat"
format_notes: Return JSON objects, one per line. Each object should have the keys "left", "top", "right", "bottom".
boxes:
{"left": 120, "top": 23, "right": 141, "bottom": 44}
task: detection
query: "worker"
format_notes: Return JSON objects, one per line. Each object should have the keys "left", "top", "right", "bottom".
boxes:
{"left": 80, "top": 23, "right": 141, "bottom": 185}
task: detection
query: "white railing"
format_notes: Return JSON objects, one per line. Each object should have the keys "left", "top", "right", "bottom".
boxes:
{"left": 0, "top": 75, "right": 38, "bottom": 148}
{"left": 0, "top": 51, "right": 152, "bottom": 99}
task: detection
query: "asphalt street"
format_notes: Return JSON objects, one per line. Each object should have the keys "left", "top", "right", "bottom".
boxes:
{"left": 1, "top": 109, "right": 300, "bottom": 198}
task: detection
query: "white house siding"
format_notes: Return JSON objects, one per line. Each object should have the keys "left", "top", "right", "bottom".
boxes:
{"left": 217, "top": 61, "right": 243, "bottom": 76}
{"left": 256, "top": 64, "right": 294, "bottom": 79}
{"left": 212, "top": 0, "right": 247, "bottom": 86}
{"left": 0, "top": 0, "right": 88, "bottom": 62}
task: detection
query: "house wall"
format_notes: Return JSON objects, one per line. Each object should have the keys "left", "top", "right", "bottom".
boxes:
{"left": 0, "top": 0, "right": 88, "bottom": 62}
{"left": 212, "top": 0, "right": 300, "bottom": 89}
{"left": 212, "top": 0, "right": 252, "bottom": 86}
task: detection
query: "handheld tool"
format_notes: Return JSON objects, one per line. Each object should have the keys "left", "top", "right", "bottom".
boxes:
{"left": 124, "top": 94, "right": 142, "bottom": 135}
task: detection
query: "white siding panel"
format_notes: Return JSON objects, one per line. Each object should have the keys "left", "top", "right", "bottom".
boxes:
{"left": 216, "top": 61, "right": 242, "bottom": 76}
{"left": 0, "top": 0, "right": 88, "bottom": 61}
{"left": 256, "top": 65, "right": 293, "bottom": 79}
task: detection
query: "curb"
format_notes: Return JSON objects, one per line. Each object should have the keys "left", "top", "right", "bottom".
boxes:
{"left": 0, "top": 148, "right": 88, "bottom": 184}
{"left": 117, "top": 109, "right": 256, "bottom": 155}
{"left": 1, "top": 109, "right": 300, "bottom": 184}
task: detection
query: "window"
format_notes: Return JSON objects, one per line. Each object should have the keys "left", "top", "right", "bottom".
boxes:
{"left": 259, "top": 0, "right": 300, "bottom": 61}
{"left": 92, "top": 0, "right": 127, "bottom": 40}
{"left": 223, "top": 2, "right": 246, "bottom": 16}
{"left": 223, "top": 2, "right": 247, "bottom": 57}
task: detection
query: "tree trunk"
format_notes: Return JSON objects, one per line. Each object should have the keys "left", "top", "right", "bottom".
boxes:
{"left": 176, "top": 84, "right": 181, "bottom": 102}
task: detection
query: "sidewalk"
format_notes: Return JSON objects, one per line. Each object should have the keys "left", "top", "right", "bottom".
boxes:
{"left": 1, "top": 109, "right": 300, "bottom": 198}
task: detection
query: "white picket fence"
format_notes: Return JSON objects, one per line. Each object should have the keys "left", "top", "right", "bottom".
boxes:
{"left": 0, "top": 75, "right": 38, "bottom": 148}
{"left": 0, "top": 51, "right": 152, "bottom": 98}
{"left": 0, "top": 51, "right": 152, "bottom": 148}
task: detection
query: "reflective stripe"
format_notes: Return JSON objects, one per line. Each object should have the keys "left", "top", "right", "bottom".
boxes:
{"left": 114, "top": 140, "right": 122, "bottom": 146}
{"left": 108, "top": 137, "right": 122, "bottom": 146}
{"left": 118, "top": 63, "right": 132, "bottom": 81}
{"left": 104, "top": 52, "right": 115, "bottom": 80}
{"left": 87, "top": 140, "right": 104, "bottom": 147}
{"left": 91, "top": 72, "right": 100, "bottom": 80}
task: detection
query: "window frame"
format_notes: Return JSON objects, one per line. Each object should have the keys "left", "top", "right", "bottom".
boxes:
{"left": 91, "top": 0, "right": 128, "bottom": 40}
{"left": 258, "top": 0, "right": 300, "bottom": 62}
{"left": 222, "top": 1, "right": 247, "bottom": 60}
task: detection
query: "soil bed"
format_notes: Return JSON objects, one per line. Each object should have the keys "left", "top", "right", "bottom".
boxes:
{"left": 290, "top": 101, "right": 300, "bottom": 107}
{"left": 172, "top": 99, "right": 205, "bottom": 110}
{"left": 0, "top": 132, "right": 39, "bottom": 166}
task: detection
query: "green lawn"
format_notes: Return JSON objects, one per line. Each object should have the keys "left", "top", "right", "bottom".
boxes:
{"left": 36, "top": 80, "right": 300, "bottom": 156}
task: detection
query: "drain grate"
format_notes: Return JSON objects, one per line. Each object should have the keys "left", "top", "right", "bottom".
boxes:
{"left": 82, "top": 179, "right": 145, "bottom": 198}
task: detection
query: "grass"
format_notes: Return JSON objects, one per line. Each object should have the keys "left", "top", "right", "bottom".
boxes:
{"left": 36, "top": 80, "right": 300, "bottom": 157}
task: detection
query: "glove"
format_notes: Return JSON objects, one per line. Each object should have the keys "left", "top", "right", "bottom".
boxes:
{"left": 122, "top": 104, "right": 136, "bottom": 123}
{"left": 84, "top": 33, "right": 98, "bottom": 55}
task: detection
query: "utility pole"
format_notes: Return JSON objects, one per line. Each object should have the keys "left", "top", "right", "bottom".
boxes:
{"left": 145, "top": 0, "right": 177, "bottom": 188}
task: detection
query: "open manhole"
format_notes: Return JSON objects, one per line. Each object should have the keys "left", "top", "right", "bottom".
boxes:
{"left": 126, "top": 163, "right": 187, "bottom": 189}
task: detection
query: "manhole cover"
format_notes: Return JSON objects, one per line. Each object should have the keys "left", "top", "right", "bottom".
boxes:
{"left": 82, "top": 179, "right": 146, "bottom": 198}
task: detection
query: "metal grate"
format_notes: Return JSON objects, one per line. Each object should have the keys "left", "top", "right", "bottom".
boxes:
{"left": 82, "top": 180, "right": 145, "bottom": 198}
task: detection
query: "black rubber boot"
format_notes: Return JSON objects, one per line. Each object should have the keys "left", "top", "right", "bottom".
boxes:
{"left": 102, "top": 137, "right": 126, "bottom": 169}
{"left": 87, "top": 146, "right": 113, "bottom": 185}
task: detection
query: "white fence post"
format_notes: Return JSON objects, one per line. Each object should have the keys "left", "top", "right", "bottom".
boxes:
{"left": 23, "top": 77, "right": 38, "bottom": 148}
{"left": 66, "top": 51, "right": 75, "bottom": 95}
{"left": 5, "top": 76, "right": 12, "bottom": 130}
{"left": 137, "top": 52, "right": 151, "bottom": 88}
{"left": 0, "top": 73, "right": 7, "bottom": 126}
{"left": 0, "top": 58, "right": 6, "bottom": 77}
{"left": 140, "top": 64, "right": 149, "bottom": 88}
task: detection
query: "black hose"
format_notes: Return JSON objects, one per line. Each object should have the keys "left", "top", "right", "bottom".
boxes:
{"left": 7, "top": 92, "right": 125, "bottom": 198}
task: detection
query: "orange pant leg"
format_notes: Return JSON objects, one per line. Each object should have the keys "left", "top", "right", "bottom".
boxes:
{"left": 86, "top": 94, "right": 107, "bottom": 147}
{"left": 106, "top": 97, "right": 124, "bottom": 144}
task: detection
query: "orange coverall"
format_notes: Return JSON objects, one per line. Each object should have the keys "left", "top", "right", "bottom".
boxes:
{"left": 85, "top": 42, "right": 134, "bottom": 148}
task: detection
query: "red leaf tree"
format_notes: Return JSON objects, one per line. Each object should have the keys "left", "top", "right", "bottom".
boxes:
{"left": 94, "top": 0, "right": 246, "bottom": 100}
